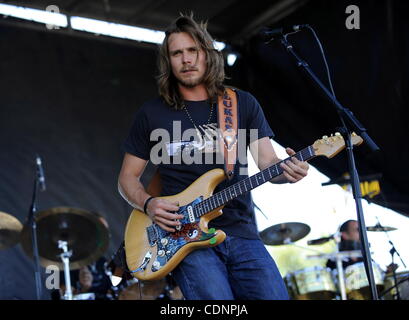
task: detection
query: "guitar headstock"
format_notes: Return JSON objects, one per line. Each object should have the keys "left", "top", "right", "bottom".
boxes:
{"left": 313, "top": 132, "right": 363, "bottom": 158}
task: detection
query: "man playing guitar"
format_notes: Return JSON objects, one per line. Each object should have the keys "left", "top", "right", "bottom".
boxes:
{"left": 118, "top": 14, "right": 309, "bottom": 300}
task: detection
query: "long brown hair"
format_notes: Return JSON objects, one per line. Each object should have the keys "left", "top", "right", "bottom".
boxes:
{"left": 157, "top": 14, "right": 225, "bottom": 109}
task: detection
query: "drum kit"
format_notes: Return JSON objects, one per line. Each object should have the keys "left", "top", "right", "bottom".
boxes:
{"left": 0, "top": 208, "right": 183, "bottom": 300}
{"left": 259, "top": 222, "right": 408, "bottom": 300}
{"left": 1, "top": 208, "right": 406, "bottom": 300}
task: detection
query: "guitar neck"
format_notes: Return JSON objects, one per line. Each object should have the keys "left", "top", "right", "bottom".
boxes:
{"left": 194, "top": 145, "right": 316, "bottom": 218}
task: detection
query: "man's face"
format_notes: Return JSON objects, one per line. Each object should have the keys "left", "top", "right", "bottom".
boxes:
{"left": 168, "top": 32, "right": 207, "bottom": 88}
{"left": 342, "top": 221, "right": 360, "bottom": 242}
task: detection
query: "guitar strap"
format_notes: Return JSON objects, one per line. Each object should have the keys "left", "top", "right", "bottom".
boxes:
{"left": 217, "top": 87, "right": 238, "bottom": 180}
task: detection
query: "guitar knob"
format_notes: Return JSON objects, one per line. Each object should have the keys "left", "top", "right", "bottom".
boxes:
{"left": 158, "top": 250, "right": 165, "bottom": 257}
{"left": 160, "top": 238, "right": 168, "bottom": 246}
{"left": 152, "top": 261, "right": 161, "bottom": 270}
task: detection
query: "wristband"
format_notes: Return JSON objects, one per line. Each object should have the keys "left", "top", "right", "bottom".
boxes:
{"left": 143, "top": 196, "right": 155, "bottom": 214}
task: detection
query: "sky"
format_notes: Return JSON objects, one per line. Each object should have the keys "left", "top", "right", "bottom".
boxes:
{"left": 248, "top": 139, "right": 409, "bottom": 279}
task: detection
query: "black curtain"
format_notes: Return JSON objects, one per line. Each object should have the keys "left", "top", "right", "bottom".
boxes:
{"left": 0, "top": 25, "right": 158, "bottom": 299}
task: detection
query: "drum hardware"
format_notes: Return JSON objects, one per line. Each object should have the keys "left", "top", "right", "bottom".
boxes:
{"left": 333, "top": 232, "right": 347, "bottom": 300}
{"left": 388, "top": 243, "right": 403, "bottom": 300}
{"left": 259, "top": 222, "right": 310, "bottom": 246}
{"left": 370, "top": 220, "right": 405, "bottom": 300}
{"left": 366, "top": 223, "right": 397, "bottom": 232}
{"left": 0, "top": 211, "right": 22, "bottom": 250}
{"left": 58, "top": 240, "right": 73, "bottom": 300}
{"left": 20, "top": 207, "right": 110, "bottom": 299}
{"left": 20, "top": 207, "right": 110, "bottom": 270}
{"left": 380, "top": 272, "right": 409, "bottom": 300}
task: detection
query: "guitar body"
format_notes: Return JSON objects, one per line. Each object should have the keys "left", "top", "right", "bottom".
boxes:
{"left": 124, "top": 168, "right": 227, "bottom": 281}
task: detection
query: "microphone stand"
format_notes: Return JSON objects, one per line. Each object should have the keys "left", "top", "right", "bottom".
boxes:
{"left": 275, "top": 32, "right": 380, "bottom": 300}
{"left": 27, "top": 157, "right": 44, "bottom": 300}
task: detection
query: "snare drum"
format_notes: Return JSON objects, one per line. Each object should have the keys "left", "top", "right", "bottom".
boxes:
{"left": 344, "top": 262, "right": 384, "bottom": 300}
{"left": 285, "top": 266, "right": 337, "bottom": 300}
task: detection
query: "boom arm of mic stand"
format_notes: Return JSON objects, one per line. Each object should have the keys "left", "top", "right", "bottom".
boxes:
{"left": 276, "top": 34, "right": 380, "bottom": 300}
{"left": 278, "top": 35, "right": 379, "bottom": 152}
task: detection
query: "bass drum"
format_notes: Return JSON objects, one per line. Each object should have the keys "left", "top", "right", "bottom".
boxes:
{"left": 382, "top": 271, "right": 409, "bottom": 300}
{"left": 285, "top": 266, "right": 337, "bottom": 300}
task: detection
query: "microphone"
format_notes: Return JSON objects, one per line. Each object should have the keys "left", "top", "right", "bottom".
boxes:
{"left": 307, "top": 235, "right": 334, "bottom": 245}
{"left": 260, "top": 24, "right": 308, "bottom": 41}
{"left": 36, "top": 155, "right": 46, "bottom": 192}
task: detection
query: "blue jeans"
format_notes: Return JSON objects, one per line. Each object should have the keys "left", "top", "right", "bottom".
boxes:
{"left": 171, "top": 236, "right": 289, "bottom": 300}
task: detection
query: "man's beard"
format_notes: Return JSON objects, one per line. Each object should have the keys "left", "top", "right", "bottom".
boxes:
{"left": 178, "top": 73, "right": 205, "bottom": 88}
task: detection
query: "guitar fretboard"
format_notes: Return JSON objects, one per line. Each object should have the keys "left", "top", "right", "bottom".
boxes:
{"left": 193, "top": 145, "right": 315, "bottom": 218}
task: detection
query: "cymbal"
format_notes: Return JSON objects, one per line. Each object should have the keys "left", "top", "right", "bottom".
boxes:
{"left": 367, "top": 224, "right": 397, "bottom": 232}
{"left": 21, "top": 207, "right": 110, "bottom": 270}
{"left": 0, "top": 211, "right": 23, "bottom": 250}
{"left": 260, "top": 222, "right": 310, "bottom": 245}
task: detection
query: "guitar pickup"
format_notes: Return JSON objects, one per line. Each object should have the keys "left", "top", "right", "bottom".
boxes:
{"left": 147, "top": 225, "right": 158, "bottom": 246}
{"left": 187, "top": 205, "right": 195, "bottom": 223}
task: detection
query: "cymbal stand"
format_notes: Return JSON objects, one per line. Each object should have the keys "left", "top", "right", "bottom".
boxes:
{"left": 333, "top": 232, "right": 347, "bottom": 300}
{"left": 58, "top": 240, "right": 73, "bottom": 300}
{"left": 389, "top": 245, "right": 401, "bottom": 300}
{"left": 375, "top": 218, "right": 406, "bottom": 300}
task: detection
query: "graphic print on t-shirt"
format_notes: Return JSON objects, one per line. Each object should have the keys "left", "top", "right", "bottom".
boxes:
{"left": 165, "top": 122, "right": 219, "bottom": 156}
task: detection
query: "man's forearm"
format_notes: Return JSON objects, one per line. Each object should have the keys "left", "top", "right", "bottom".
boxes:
{"left": 118, "top": 175, "right": 151, "bottom": 211}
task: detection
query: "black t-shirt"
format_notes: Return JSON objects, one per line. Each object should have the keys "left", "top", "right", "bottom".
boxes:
{"left": 123, "top": 89, "right": 274, "bottom": 239}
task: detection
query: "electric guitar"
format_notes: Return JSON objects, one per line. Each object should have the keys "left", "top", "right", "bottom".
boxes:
{"left": 124, "top": 132, "right": 363, "bottom": 281}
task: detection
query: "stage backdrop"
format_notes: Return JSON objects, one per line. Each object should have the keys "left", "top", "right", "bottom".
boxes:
{"left": 0, "top": 25, "right": 159, "bottom": 299}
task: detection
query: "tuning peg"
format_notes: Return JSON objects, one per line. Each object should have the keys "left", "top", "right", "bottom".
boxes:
{"left": 322, "top": 135, "right": 328, "bottom": 140}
